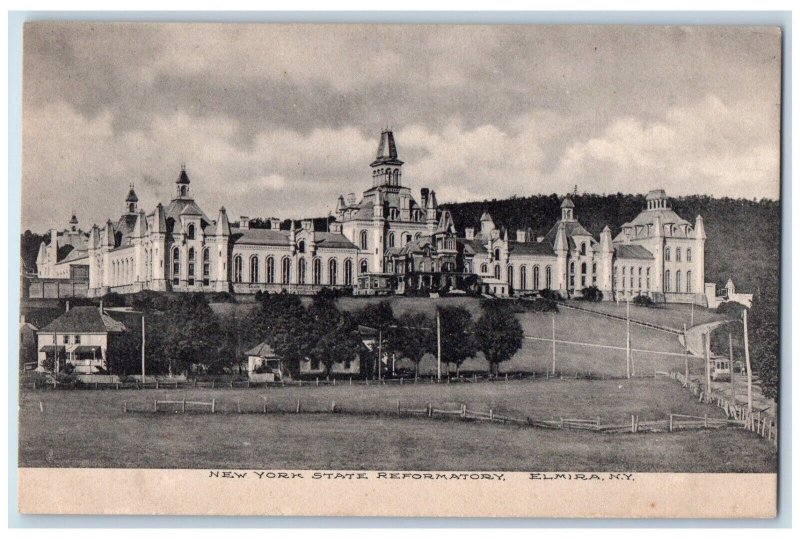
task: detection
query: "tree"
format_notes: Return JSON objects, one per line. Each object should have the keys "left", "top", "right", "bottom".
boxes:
{"left": 105, "top": 331, "right": 140, "bottom": 376}
{"left": 391, "top": 312, "right": 436, "bottom": 380}
{"left": 579, "top": 286, "right": 603, "bottom": 302}
{"left": 155, "top": 294, "right": 225, "bottom": 375}
{"left": 252, "top": 292, "right": 313, "bottom": 377}
{"left": 311, "top": 313, "right": 362, "bottom": 380}
{"left": 354, "top": 301, "right": 396, "bottom": 378}
{"left": 438, "top": 306, "right": 477, "bottom": 376}
{"left": 475, "top": 300, "right": 523, "bottom": 377}
{"left": 748, "top": 275, "right": 779, "bottom": 401}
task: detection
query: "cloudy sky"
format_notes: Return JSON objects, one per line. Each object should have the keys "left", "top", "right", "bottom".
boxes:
{"left": 22, "top": 23, "right": 781, "bottom": 231}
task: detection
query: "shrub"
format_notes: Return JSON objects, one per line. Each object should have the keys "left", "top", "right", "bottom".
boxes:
{"left": 538, "top": 288, "right": 562, "bottom": 301}
{"left": 716, "top": 301, "right": 748, "bottom": 317}
{"left": 579, "top": 286, "right": 603, "bottom": 302}
{"left": 523, "top": 298, "right": 559, "bottom": 312}
{"left": 632, "top": 294, "right": 655, "bottom": 307}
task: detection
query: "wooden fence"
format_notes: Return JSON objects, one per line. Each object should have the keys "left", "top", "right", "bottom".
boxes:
{"left": 668, "top": 371, "right": 777, "bottom": 447}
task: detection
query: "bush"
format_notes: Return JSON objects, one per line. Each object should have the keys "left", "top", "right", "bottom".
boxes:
{"left": 579, "top": 286, "right": 603, "bottom": 302}
{"left": 632, "top": 295, "right": 655, "bottom": 307}
{"left": 716, "top": 301, "right": 748, "bottom": 317}
{"left": 207, "top": 292, "right": 237, "bottom": 303}
{"left": 315, "top": 287, "right": 352, "bottom": 299}
{"left": 538, "top": 288, "right": 562, "bottom": 301}
{"left": 523, "top": 298, "right": 559, "bottom": 312}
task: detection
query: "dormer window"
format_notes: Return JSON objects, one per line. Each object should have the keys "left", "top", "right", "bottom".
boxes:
{"left": 298, "top": 240, "right": 306, "bottom": 254}
{"left": 187, "top": 223, "right": 195, "bottom": 240}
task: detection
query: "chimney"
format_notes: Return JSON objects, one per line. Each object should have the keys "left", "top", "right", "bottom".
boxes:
{"left": 420, "top": 188, "right": 429, "bottom": 208}
{"left": 301, "top": 219, "right": 313, "bottom": 231}
{"left": 99, "top": 300, "right": 104, "bottom": 314}
{"left": 269, "top": 217, "right": 281, "bottom": 230}
{"left": 347, "top": 193, "right": 357, "bottom": 205}
{"left": 516, "top": 229, "right": 526, "bottom": 243}
{"left": 239, "top": 216, "right": 250, "bottom": 230}
{"left": 464, "top": 227, "right": 475, "bottom": 240}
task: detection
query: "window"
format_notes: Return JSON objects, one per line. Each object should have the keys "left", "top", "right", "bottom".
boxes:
{"left": 581, "top": 243, "right": 587, "bottom": 256}
{"left": 298, "top": 240, "right": 306, "bottom": 254}
{"left": 388, "top": 233, "right": 395, "bottom": 248}
{"left": 533, "top": 266, "right": 540, "bottom": 290}
{"left": 188, "top": 248, "right": 195, "bottom": 285}
{"left": 687, "top": 248, "right": 692, "bottom": 262}
{"left": 172, "top": 247, "right": 181, "bottom": 285}
{"left": 233, "top": 255, "right": 243, "bottom": 283}
{"left": 405, "top": 233, "right": 412, "bottom": 245}
{"left": 494, "top": 265, "right": 501, "bottom": 280}
{"left": 592, "top": 263, "right": 597, "bottom": 285}
{"left": 686, "top": 271, "right": 692, "bottom": 292}
{"left": 545, "top": 266, "right": 552, "bottom": 289}
{"left": 646, "top": 268, "right": 651, "bottom": 290}
{"left": 480, "top": 263, "right": 488, "bottom": 274}
{"left": 494, "top": 248, "right": 501, "bottom": 260}
{"left": 344, "top": 259, "right": 353, "bottom": 285}
{"left": 75, "top": 335, "right": 81, "bottom": 344}
{"left": 281, "top": 257, "right": 291, "bottom": 284}
{"left": 313, "top": 258, "right": 322, "bottom": 285}
{"left": 298, "top": 258, "right": 307, "bottom": 284}
{"left": 676, "top": 270, "right": 682, "bottom": 293}
{"left": 329, "top": 259, "right": 338, "bottom": 285}
{"left": 638, "top": 267, "right": 642, "bottom": 289}
{"left": 520, "top": 266, "right": 527, "bottom": 290}
{"left": 507, "top": 266, "right": 514, "bottom": 288}
{"left": 665, "top": 247, "right": 671, "bottom": 261}
{"left": 676, "top": 248, "right": 682, "bottom": 262}
{"left": 629, "top": 266, "right": 634, "bottom": 288}
{"left": 664, "top": 270, "right": 671, "bottom": 292}
{"left": 360, "top": 230, "right": 368, "bottom": 250}
{"left": 187, "top": 223, "right": 195, "bottom": 240}
{"left": 360, "top": 259, "right": 368, "bottom": 274}
{"left": 266, "top": 256, "right": 275, "bottom": 284}
{"left": 202, "top": 248, "right": 210, "bottom": 286}
{"left": 63, "top": 335, "right": 70, "bottom": 344}
{"left": 581, "top": 262, "right": 587, "bottom": 287}
{"left": 249, "top": 255, "right": 259, "bottom": 283}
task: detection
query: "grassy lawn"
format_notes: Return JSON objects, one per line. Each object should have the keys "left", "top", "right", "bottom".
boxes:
{"left": 562, "top": 300, "right": 730, "bottom": 331}
{"left": 19, "top": 379, "right": 776, "bottom": 471}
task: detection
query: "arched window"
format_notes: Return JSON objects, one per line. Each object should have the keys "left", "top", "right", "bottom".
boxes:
{"left": 675, "top": 270, "right": 682, "bottom": 293}
{"left": 494, "top": 265, "right": 501, "bottom": 280}
{"left": 298, "top": 240, "right": 306, "bottom": 254}
{"left": 480, "top": 263, "right": 488, "bottom": 274}
{"left": 249, "top": 255, "right": 259, "bottom": 283}
{"left": 686, "top": 248, "right": 692, "bottom": 262}
{"left": 638, "top": 267, "right": 642, "bottom": 289}
{"left": 312, "top": 258, "right": 322, "bottom": 285}
{"left": 664, "top": 270, "right": 671, "bottom": 292}
{"left": 281, "top": 257, "right": 291, "bottom": 284}
{"left": 329, "top": 259, "right": 338, "bottom": 285}
{"left": 592, "top": 262, "right": 597, "bottom": 285}
{"left": 676, "top": 248, "right": 682, "bottom": 262}
{"left": 388, "top": 232, "right": 395, "bottom": 248}
{"left": 187, "top": 248, "right": 196, "bottom": 285}
{"left": 507, "top": 265, "right": 514, "bottom": 289}
{"left": 520, "top": 266, "right": 527, "bottom": 290}
{"left": 581, "top": 243, "right": 587, "bottom": 256}
{"left": 187, "top": 223, "right": 195, "bottom": 240}
{"left": 233, "top": 255, "right": 243, "bottom": 283}
{"left": 360, "top": 259, "right": 368, "bottom": 274}
{"left": 629, "top": 266, "right": 634, "bottom": 288}
{"left": 686, "top": 271, "right": 692, "bottom": 292}
{"left": 360, "top": 230, "right": 368, "bottom": 250}
{"left": 545, "top": 266, "right": 552, "bottom": 289}
{"left": 646, "top": 268, "right": 651, "bottom": 290}
{"left": 172, "top": 247, "right": 181, "bottom": 285}
{"left": 298, "top": 258, "right": 307, "bottom": 284}
{"left": 404, "top": 233, "right": 412, "bottom": 245}
{"left": 580, "top": 262, "right": 587, "bottom": 287}
{"left": 202, "top": 248, "right": 210, "bottom": 286}
{"left": 344, "top": 259, "right": 353, "bottom": 285}
{"left": 494, "top": 248, "right": 501, "bottom": 260}
{"left": 533, "top": 266, "right": 540, "bottom": 290}
{"left": 266, "top": 256, "right": 275, "bottom": 284}
{"left": 665, "top": 247, "right": 671, "bottom": 261}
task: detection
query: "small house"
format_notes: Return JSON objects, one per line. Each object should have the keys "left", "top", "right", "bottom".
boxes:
{"left": 245, "top": 342, "right": 283, "bottom": 381}
{"left": 37, "top": 305, "right": 128, "bottom": 374}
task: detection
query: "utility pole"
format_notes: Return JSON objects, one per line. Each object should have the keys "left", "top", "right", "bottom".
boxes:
{"left": 683, "top": 323, "right": 689, "bottom": 385}
{"left": 626, "top": 299, "right": 631, "bottom": 379}
{"left": 743, "top": 309, "right": 753, "bottom": 413}
{"left": 141, "top": 313, "right": 146, "bottom": 383}
{"left": 729, "top": 332, "right": 735, "bottom": 404}
{"left": 691, "top": 301, "right": 694, "bottom": 327}
{"left": 551, "top": 313, "right": 556, "bottom": 376}
{"left": 377, "top": 329, "right": 382, "bottom": 382}
{"left": 704, "top": 330, "right": 711, "bottom": 403}
{"left": 436, "top": 309, "right": 442, "bottom": 382}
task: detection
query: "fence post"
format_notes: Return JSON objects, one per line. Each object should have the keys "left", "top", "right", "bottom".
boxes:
{"left": 263, "top": 401, "right": 267, "bottom": 414}
{"left": 237, "top": 399, "right": 241, "bottom": 414}
{"left": 333, "top": 378, "right": 336, "bottom": 386}
{"left": 153, "top": 400, "right": 157, "bottom": 412}
{"left": 182, "top": 398, "right": 186, "bottom": 413}
{"left": 631, "top": 415, "right": 635, "bottom": 433}
{"left": 39, "top": 401, "right": 44, "bottom": 413}
{"left": 349, "top": 377, "right": 352, "bottom": 386}
{"left": 669, "top": 414, "right": 673, "bottom": 432}
{"left": 296, "top": 399, "right": 300, "bottom": 413}
{"left": 427, "top": 402, "right": 432, "bottom": 417}
{"left": 489, "top": 408, "right": 493, "bottom": 420}
{"left": 316, "top": 377, "right": 319, "bottom": 387}
{"left": 212, "top": 380, "right": 215, "bottom": 389}
{"left": 397, "top": 400, "right": 401, "bottom": 416}
{"left": 461, "top": 404, "right": 466, "bottom": 419}
{"left": 332, "top": 401, "right": 336, "bottom": 413}
{"left": 123, "top": 401, "right": 127, "bottom": 413}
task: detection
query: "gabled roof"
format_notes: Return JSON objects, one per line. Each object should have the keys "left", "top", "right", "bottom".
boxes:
{"left": 245, "top": 342, "right": 279, "bottom": 358}
{"left": 232, "top": 229, "right": 290, "bottom": 246}
{"left": 313, "top": 232, "right": 358, "bottom": 250}
{"left": 164, "top": 198, "right": 211, "bottom": 226}
{"left": 542, "top": 219, "right": 594, "bottom": 245}
{"left": 508, "top": 241, "right": 555, "bottom": 257}
{"left": 40, "top": 307, "right": 128, "bottom": 334}
{"left": 615, "top": 244, "right": 655, "bottom": 260}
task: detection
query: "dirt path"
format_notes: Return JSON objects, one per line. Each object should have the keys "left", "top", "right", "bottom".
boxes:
{"left": 684, "top": 320, "right": 728, "bottom": 357}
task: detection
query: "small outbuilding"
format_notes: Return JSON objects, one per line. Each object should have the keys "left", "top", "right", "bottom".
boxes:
{"left": 245, "top": 342, "right": 283, "bottom": 381}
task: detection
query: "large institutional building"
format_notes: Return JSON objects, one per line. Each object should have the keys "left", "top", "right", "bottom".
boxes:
{"left": 33, "top": 130, "right": 707, "bottom": 304}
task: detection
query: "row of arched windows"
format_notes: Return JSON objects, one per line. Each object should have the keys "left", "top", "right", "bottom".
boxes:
{"left": 232, "top": 255, "right": 358, "bottom": 286}
{"left": 110, "top": 257, "right": 135, "bottom": 287}
{"left": 664, "top": 247, "right": 692, "bottom": 262}
{"left": 364, "top": 230, "right": 425, "bottom": 250}
{"left": 506, "top": 264, "right": 553, "bottom": 291}
{"left": 172, "top": 246, "right": 211, "bottom": 286}
{"left": 617, "top": 266, "right": 650, "bottom": 291}
{"left": 664, "top": 270, "right": 693, "bottom": 293}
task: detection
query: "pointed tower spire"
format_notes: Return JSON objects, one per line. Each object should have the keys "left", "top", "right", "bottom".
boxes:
{"left": 370, "top": 129, "right": 404, "bottom": 186}
{"left": 105, "top": 220, "right": 115, "bottom": 248}
{"left": 134, "top": 210, "right": 146, "bottom": 238}
{"left": 151, "top": 203, "right": 166, "bottom": 234}
{"left": 126, "top": 184, "right": 139, "bottom": 214}
{"left": 216, "top": 207, "right": 231, "bottom": 237}
{"left": 554, "top": 221, "right": 568, "bottom": 252}
{"left": 561, "top": 196, "right": 575, "bottom": 221}
{"left": 694, "top": 215, "right": 706, "bottom": 240}
{"left": 176, "top": 164, "right": 191, "bottom": 198}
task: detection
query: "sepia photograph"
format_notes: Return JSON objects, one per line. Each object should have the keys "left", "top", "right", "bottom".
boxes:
{"left": 15, "top": 21, "right": 782, "bottom": 517}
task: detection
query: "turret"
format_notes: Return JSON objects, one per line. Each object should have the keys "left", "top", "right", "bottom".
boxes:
{"left": 480, "top": 211, "right": 495, "bottom": 235}
{"left": 694, "top": 215, "right": 706, "bottom": 297}
{"left": 216, "top": 207, "right": 231, "bottom": 237}
{"left": 694, "top": 215, "right": 706, "bottom": 241}
{"left": 133, "top": 210, "right": 146, "bottom": 238}
{"left": 374, "top": 190, "right": 384, "bottom": 218}
{"left": 370, "top": 129, "right": 404, "bottom": 187}
{"left": 104, "top": 221, "right": 115, "bottom": 248}
{"left": 69, "top": 212, "right": 79, "bottom": 232}
{"left": 125, "top": 184, "right": 139, "bottom": 214}
{"left": 554, "top": 222, "right": 569, "bottom": 295}
{"left": 599, "top": 225, "right": 614, "bottom": 298}
{"left": 151, "top": 203, "right": 166, "bottom": 235}
{"left": 175, "top": 164, "right": 191, "bottom": 199}
{"left": 652, "top": 213, "right": 664, "bottom": 295}
{"left": 35, "top": 241, "right": 47, "bottom": 276}
{"left": 561, "top": 197, "right": 575, "bottom": 221}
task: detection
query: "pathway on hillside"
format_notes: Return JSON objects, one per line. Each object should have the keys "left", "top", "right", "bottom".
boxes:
{"left": 684, "top": 320, "right": 728, "bottom": 358}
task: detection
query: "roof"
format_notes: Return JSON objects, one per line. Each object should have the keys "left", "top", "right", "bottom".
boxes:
{"left": 244, "top": 342, "right": 279, "bottom": 358}
{"left": 314, "top": 232, "right": 358, "bottom": 249}
{"left": 615, "top": 244, "right": 655, "bottom": 260}
{"left": 508, "top": 241, "right": 555, "bottom": 257}
{"left": 625, "top": 208, "right": 690, "bottom": 228}
{"left": 460, "top": 238, "right": 487, "bottom": 254}
{"left": 176, "top": 167, "right": 191, "bottom": 184}
{"left": 126, "top": 187, "right": 139, "bottom": 203}
{"left": 370, "top": 130, "right": 404, "bottom": 167}
{"left": 542, "top": 219, "right": 594, "bottom": 245}
{"left": 561, "top": 197, "right": 575, "bottom": 209}
{"left": 645, "top": 189, "right": 667, "bottom": 201}
{"left": 39, "top": 345, "right": 66, "bottom": 353}
{"left": 40, "top": 307, "right": 128, "bottom": 334}
{"left": 164, "top": 198, "right": 211, "bottom": 226}
{"left": 73, "top": 345, "right": 102, "bottom": 353}
{"left": 231, "top": 229, "right": 357, "bottom": 250}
